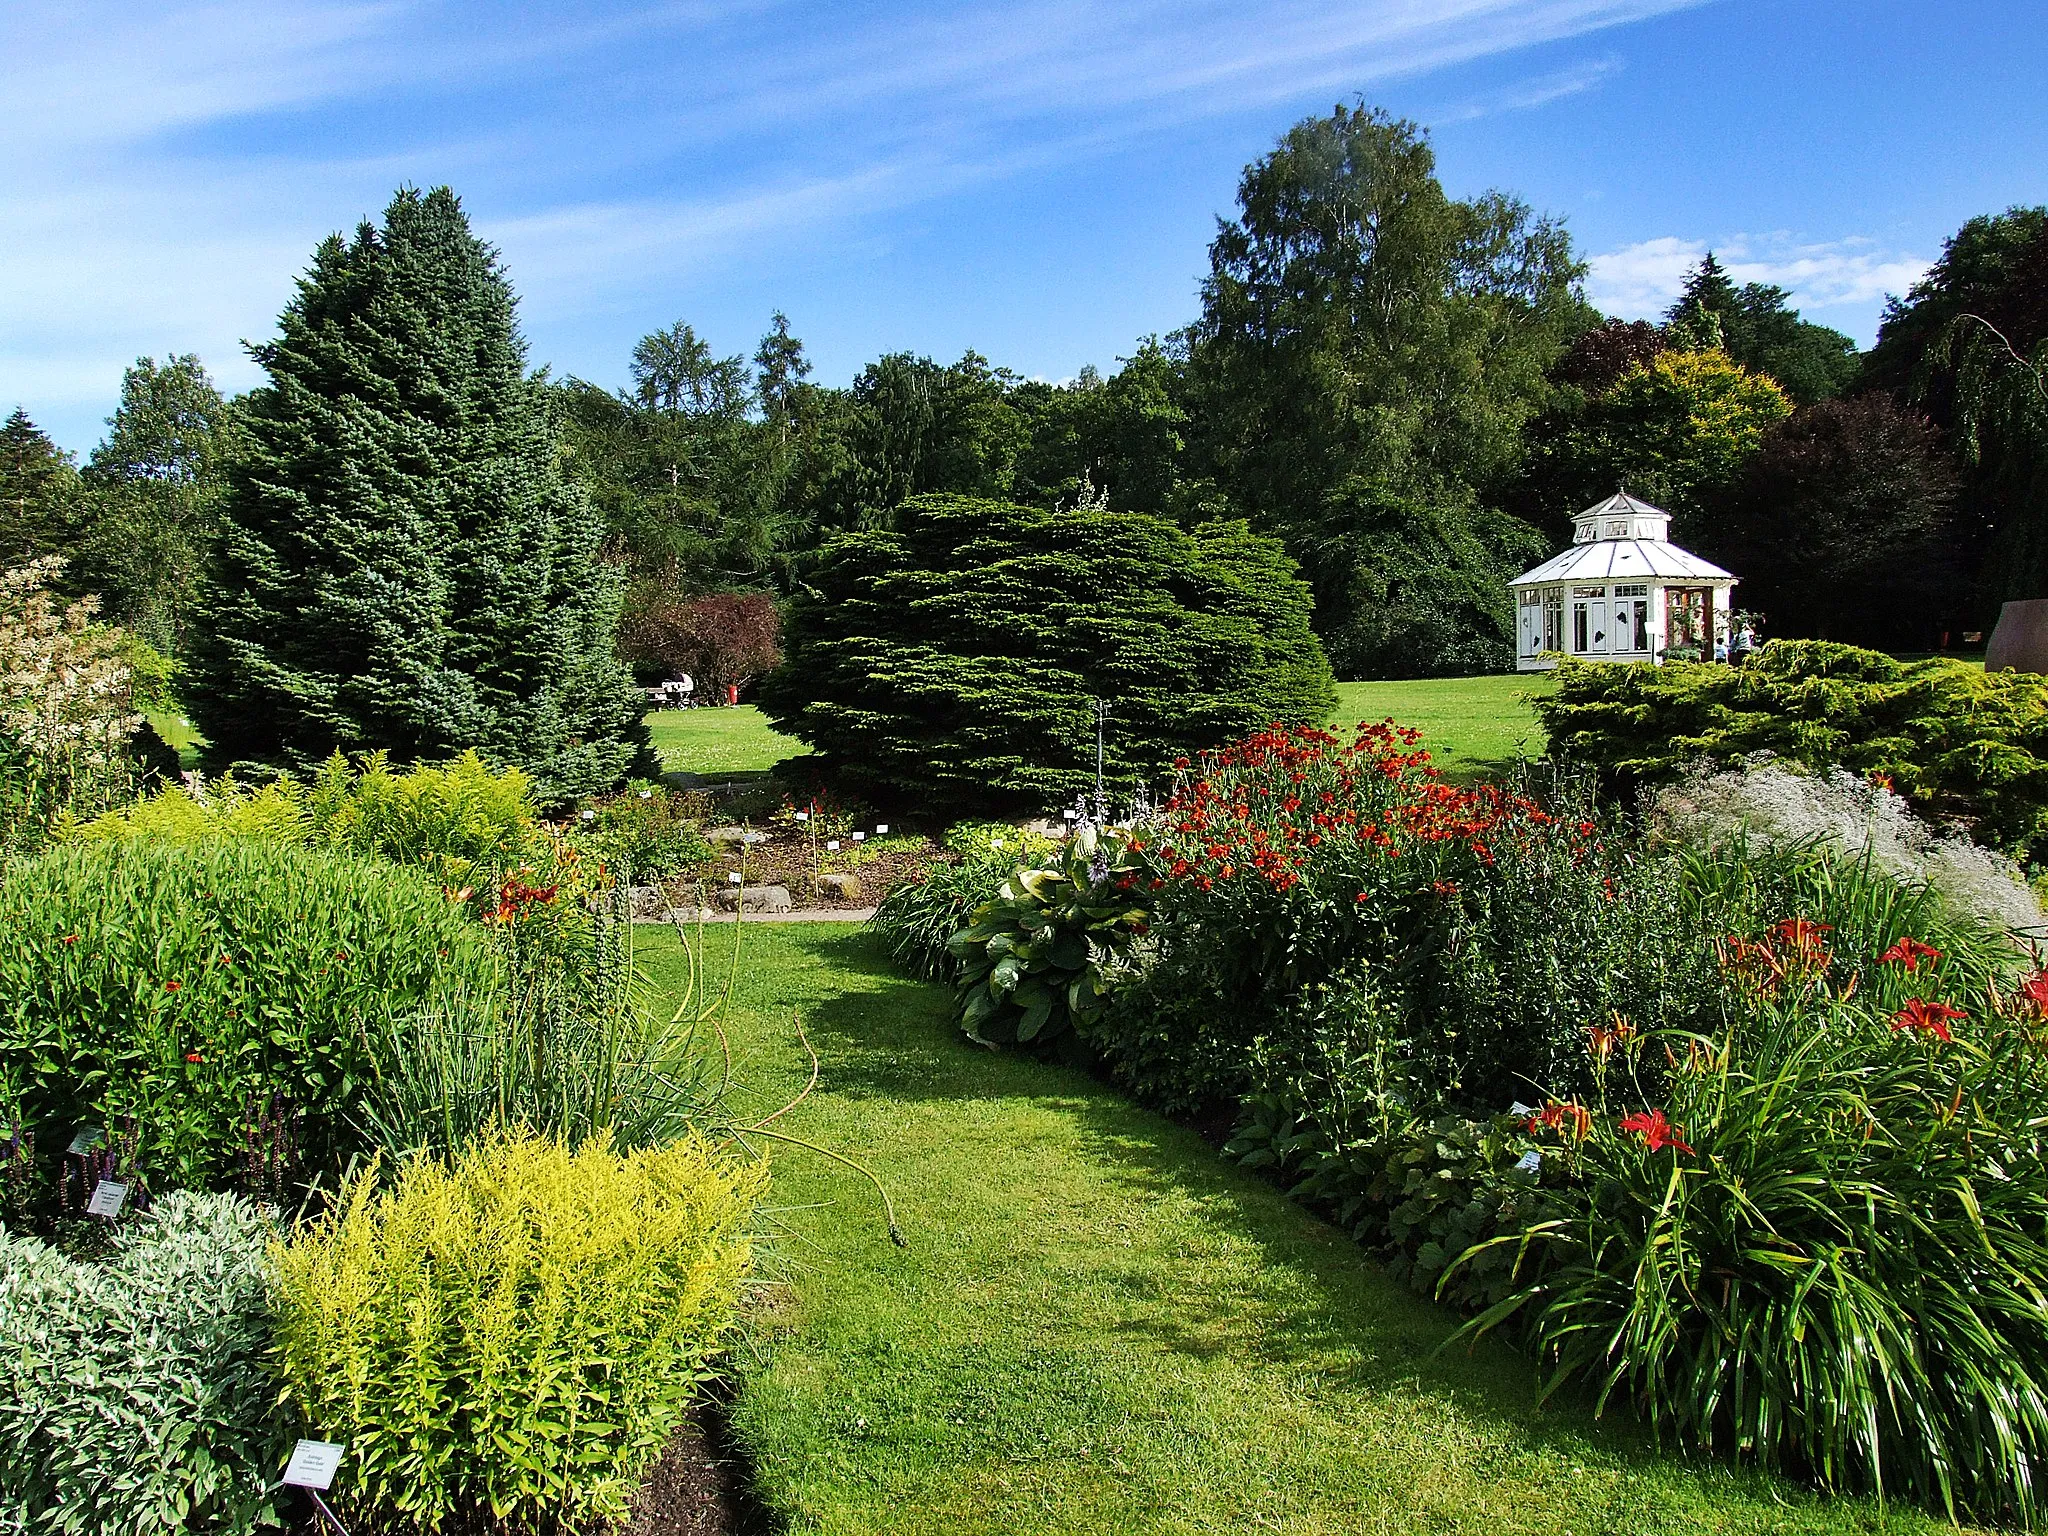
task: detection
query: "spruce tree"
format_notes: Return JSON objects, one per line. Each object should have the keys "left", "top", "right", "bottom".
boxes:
{"left": 188, "top": 187, "right": 645, "bottom": 796}
{"left": 0, "top": 409, "right": 81, "bottom": 569}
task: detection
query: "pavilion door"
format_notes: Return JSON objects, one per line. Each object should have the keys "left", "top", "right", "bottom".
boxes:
{"left": 1575, "top": 598, "right": 1609, "bottom": 654}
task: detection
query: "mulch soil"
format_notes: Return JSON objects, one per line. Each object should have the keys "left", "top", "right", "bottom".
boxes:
{"left": 682, "top": 833, "right": 942, "bottom": 911}
{"left": 280, "top": 1409, "right": 761, "bottom": 1535}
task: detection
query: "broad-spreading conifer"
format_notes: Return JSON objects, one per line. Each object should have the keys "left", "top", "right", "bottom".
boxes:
{"left": 757, "top": 493, "right": 1335, "bottom": 812}
{"left": 189, "top": 187, "right": 644, "bottom": 796}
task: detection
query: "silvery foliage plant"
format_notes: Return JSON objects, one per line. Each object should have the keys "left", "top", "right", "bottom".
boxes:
{"left": 1648, "top": 754, "right": 2045, "bottom": 938}
{"left": 0, "top": 1192, "right": 285, "bottom": 1536}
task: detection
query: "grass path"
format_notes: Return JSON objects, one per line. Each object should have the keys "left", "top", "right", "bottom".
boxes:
{"left": 640, "top": 923, "right": 1939, "bottom": 1536}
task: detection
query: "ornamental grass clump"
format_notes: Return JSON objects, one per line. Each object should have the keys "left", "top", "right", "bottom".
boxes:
{"left": 272, "top": 1129, "right": 765, "bottom": 1535}
{"left": 1458, "top": 915, "right": 2048, "bottom": 1524}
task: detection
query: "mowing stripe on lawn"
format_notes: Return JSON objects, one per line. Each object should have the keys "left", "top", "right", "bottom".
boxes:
{"left": 638, "top": 923, "right": 1947, "bottom": 1536}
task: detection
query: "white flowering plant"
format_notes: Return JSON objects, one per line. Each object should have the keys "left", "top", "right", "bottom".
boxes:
{"left": 0, "top": 558, "right": 145, "bottom": 851}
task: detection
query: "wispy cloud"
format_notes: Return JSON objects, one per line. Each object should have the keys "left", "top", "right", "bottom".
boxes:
{"left": 1588, "top": 233, "right": 1932, "bottom": 320}
{"left": 3, "top": 0, "right": 1719, "bottom": 447}
{"left": 1437, "top": 56, "right": 1623, "bottom": 121}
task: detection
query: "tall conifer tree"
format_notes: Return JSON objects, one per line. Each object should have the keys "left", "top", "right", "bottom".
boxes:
{"left": 189, "top": 187, "right": 645, "bottom": 795}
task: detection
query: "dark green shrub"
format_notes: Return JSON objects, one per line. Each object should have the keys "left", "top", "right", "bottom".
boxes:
{"left": 0, "top": 1192, "right": 285, "bottom": 1535}
{"left": 756, "top": 494, "right": 1335, "bottom": 813}
{"left": 0, "top": 840, "right": 499, "bottom": 1211}
{"left": 1538, "top": 642, "right": 2048, "bottom": 860}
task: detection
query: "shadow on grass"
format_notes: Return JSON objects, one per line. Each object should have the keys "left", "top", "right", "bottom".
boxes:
{"left": 754, "top": 930, "right": 1848, "bottom": 1517}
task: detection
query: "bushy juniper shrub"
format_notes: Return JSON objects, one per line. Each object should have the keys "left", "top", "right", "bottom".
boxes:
{"left": 0, "top": 839, "right": 498, "bottom": 1215}
{"left": 756, "top": 493, "right": 1337, "bottom": 814}
{"left": 1539, "top": 642, "right": 2048, "bottom": 862}
{"left": 273, "top": 1129, "right": 764, "bottom": 1535}
{"left": 0, "top": 1191, "right": 285, "bottom": 1536}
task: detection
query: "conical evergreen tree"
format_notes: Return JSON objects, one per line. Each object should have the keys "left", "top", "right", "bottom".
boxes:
{"left": 188, "top": 187, "right": 646, "bottom": 796}
{"left": 0, "top": 409, "right": 81, "bottom": 569}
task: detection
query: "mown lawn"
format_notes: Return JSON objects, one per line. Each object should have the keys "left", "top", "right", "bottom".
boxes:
{"left": 1334, "top": 674, "right": 1553, "bottom": 778}
{"left": 648, "top": 705, "right": 802, "bottom": 779}
{"left": 652, "top": 673, "right": 1556, "bottom": 788}
{"left": 640, "top": 922, "right": 1945, "bottom": 1536}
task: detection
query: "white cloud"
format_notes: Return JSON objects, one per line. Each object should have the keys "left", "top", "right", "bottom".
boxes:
{"left": 2, "top": 0, "right": 1722, "bottom": 447}
{"left": 1588, "top": 232, "right": 1932, "bottom": 321}
{"left": 1438, "top": 55, "right": 1623, "bottom": 121}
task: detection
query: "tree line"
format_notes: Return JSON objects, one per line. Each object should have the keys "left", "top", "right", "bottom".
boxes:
{"left": 2, "top": 104, "right": 2045, "bottom": 781}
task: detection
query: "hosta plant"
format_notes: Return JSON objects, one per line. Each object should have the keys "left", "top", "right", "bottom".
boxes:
{"left": 947, "top": 824, "right": 1151, "bottom": 1045}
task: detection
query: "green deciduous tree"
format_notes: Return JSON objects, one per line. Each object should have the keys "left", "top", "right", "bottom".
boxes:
{"left": 1665, "top": 253, "right": 1861, "bottom": 404}
{"left": 1190, "top": 103, "right": 1588, "bottom": 678}
{"left": 1541, "top": 348, "right": 1792, "bottom": 542}
{"left": 75, "top": 354, "right": 238, "bottom": 650}
{"left": 756, "top": 493, "right": 1335, "bottom": 812}
{"left": 187, "top": 186, "right": 645, "bottom": 797}
{"left": 1864, "top": 208, "right": 2048, "bottom": 613}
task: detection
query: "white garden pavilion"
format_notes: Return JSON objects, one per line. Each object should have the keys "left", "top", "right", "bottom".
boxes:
{"left": 1509, "top": 492, "right": 1737, "bottom": 672}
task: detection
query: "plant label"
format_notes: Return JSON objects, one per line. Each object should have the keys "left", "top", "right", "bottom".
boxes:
{"left": 728, "top": 871, "right": 743, "bottom": 884}
{"left": 827, "top": 840, "right": 840, "bottom": 850}
{"left": 283, "top": 1439, "right": 346, "bottom": 1490}
{"left": 992, "top": 839, "right": 1004, "bottom": 850}
{"left": 66, "top": 1127, "right": 103, "bottom": 1155}
{"left": 875, "top": 823, "right": 888, "bottom": 834}
{"left": 794, "top": 811, "right": 809, "bottom": 821}
{"left": 852, "top": 832, "right": 865, "bottom": 842}
{"left": 86, "top": 1179, "right": 127, "bottom": 1218}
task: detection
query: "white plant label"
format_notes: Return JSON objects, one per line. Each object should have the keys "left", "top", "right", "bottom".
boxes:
{"left": 852, "top": 832, "right": 865, "bottom": 842}
{"left": 66, "top": 1127, "right": 103, "bottom": 1155}
{"left": 875, "top": 823, "right": 889, "bottom": 834}
{"left": 827, "top": 840, "right": 840, "bottom": 850}
{"left": 991, "top": 839, "right": 1004, "bottom": 849}
{"left": 86, "top": 1180, "right": 127, "bottom": 1218}
{"left": 794, "top": 811, "right": 809, "bottom": 821}
{"left": 728, "top": 871, "right": 743, "bottom": 884}
{"left": 283, "top": 1439, "right": 346, "bottom": 1490}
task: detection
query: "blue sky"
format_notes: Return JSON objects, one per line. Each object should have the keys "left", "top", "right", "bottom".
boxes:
{"left": 8, "top": 0, "right": 2047, "bottom": 454}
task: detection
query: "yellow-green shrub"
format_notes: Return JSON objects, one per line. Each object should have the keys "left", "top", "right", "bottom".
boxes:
{"left": 67, "top": 749, "right": 588, "bottom": 898}
{"left": 271, "top": 1130, "right": 764, "bottom": 1533}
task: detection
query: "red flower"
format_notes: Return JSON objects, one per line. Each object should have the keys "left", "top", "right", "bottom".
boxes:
{"left": 1772, "top": 917, "right": 1832, "bottom": 952}
{"left": 164, "top": 980, "right": 182, "bottom": 993}
{"left": 1525, "top": 1100, "right": 1592, "bottom": 1140}
{"left": 60, "top": 933, "right": 79, "bottom": 946}
{"left": 1619, "top": 1108, "right": 1692, "bottom": 1154}
{"left": 1576, "top": 820, "right": 1596, "bottom": 837}
{"left": 1877, "top": 937, "right": 1941, "bottom": 972}
{"left": 1891, "top": 998, "right": 1966, "bottom": 1042}
{"left": 2018, "top": 971, "right": 2048, "bottom": 1015}
{"left": 1354, "top": 891, "right": 1370, "bottom": 904}
{"left": 185, "top": 1051, "right": 203, "bottom": 1064}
